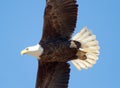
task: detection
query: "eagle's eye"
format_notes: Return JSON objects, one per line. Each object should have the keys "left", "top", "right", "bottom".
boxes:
{"left": 26, "top": 48, "right": 29, "bottom": 50}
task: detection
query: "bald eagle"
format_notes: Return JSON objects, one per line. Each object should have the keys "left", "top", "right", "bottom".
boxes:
{"left": 21, "top": 0, "right": 100, "bottom": 88}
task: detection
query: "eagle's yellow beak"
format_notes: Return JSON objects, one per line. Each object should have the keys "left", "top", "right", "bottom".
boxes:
{"left": 21, "top": 49, "right": 28, "bottom": 55}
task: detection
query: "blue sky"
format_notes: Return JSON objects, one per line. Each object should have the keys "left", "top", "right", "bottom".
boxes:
{"left": 0, "top": 0, "right": 120, "bottom": 88}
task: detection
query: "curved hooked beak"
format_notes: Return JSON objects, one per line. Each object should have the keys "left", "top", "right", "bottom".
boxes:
{"left": 21, "top": 49, "right": 28, "bottom": 55}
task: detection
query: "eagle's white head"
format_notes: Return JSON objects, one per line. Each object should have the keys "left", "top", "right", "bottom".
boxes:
{"left": 20, "top": 44, "right": 43, "bottom": 59}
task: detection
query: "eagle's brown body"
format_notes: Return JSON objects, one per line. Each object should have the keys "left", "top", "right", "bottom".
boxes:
{"left": 40, "top": 40, "right": 81, "bottom": 62}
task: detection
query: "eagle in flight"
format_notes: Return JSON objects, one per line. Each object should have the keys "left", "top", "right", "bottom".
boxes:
{"left": 21, "top": 0, "right": 100, "bottom": 88}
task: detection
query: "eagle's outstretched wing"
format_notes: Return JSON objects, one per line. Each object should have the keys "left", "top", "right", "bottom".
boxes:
{"left": 35, "top": 61, "right": 70, "bottom": 88}
{"left": 41, "top": 0, "right": 78, "bottom": 42}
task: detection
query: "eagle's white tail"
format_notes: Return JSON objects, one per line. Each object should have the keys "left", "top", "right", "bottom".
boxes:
{"left": 71, "top": 27, "right": 100, "bottom": 70}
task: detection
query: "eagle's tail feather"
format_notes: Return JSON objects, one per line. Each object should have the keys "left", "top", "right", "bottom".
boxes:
{"left": 71, "top": 27, "right": 100, "bottom": 70}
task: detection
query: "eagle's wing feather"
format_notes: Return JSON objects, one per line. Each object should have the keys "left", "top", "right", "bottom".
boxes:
{"left": 35, "top": 61, "right": 70, "bottom": 88}
{"left": 41, "top": 0, "right": 78, "bottom": 42}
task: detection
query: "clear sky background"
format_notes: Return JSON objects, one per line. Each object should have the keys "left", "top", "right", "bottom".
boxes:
{"left": 0, "top": 0, "right": 120, "bottom": 88}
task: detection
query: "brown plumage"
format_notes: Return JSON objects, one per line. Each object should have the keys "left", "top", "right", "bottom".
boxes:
{"left": 40, "top": 40, "right": 81, "bottom": 62}
{"left": 40, "top": 0, "right": 78, "bottom": 42}
{"left": 36, "top": 62, "right": 70, "bottom": 88}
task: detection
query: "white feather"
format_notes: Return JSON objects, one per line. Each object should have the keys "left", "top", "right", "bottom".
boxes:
{"left": 78, "top": 27, "right": 87, "bottom": 36}
{"left": 80, "top": 60, "right": 93, "bottom": 68}
{"left": 86, "top": 59, "right": 96, "bottom": 64}
{"left": 71, "top": 60, "right": 82, "bottom": 70}
{"left": 83, "top": 35, "right": 96, "bottom": 42}
{"left": 86, "top": 54, "right": 98, "bottom": 60}
{"left": 85, "top": 41, "right": 99, "bottom": 46}
{"left": 77, "top": 61, "right": 88, "bottom": 69}
{"left": 71, "top": 27, "right": 100, "bottom": 70}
